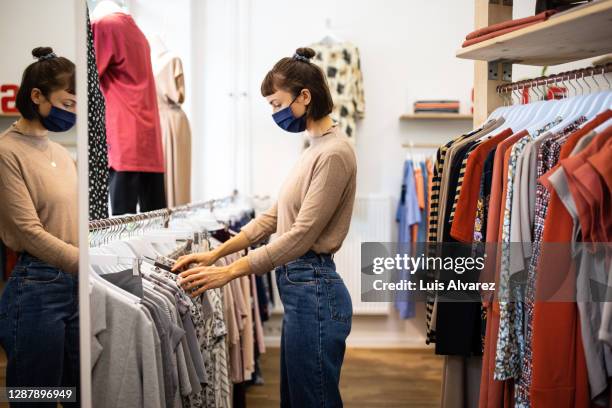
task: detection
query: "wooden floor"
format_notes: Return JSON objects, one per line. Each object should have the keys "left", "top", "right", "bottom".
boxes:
{"left": 0, "top": 346, "right": 442, "bottom": 407}
{"left": 246, "top": 348, "right": 443, "bottom": 408}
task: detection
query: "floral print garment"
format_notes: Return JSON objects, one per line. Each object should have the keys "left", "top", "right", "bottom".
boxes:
{"left": 494, "top": 117, "right": 562, "bottom": 381}
{"left": 310, "top": 42, "right": 365, "bottom": 140}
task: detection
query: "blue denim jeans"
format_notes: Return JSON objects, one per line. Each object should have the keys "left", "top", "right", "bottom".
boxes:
{"left": 276, "top": 250, "right": 352, "bottom": 408}
{"left": 0, "top": 253, "right": 80, "bottom": 407}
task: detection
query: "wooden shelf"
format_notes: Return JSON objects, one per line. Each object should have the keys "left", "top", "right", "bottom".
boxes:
{"left": 0, "top": 113, "right": 19, "bottom": 117}
{"left": 400, "top": 113, "right": 473, "bottom": 121}
{"left": 456, "top": 0, "right": 612, "bottom": 66}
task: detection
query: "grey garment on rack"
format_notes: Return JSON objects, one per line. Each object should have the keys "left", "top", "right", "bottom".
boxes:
{"left": 145, "top": 286, "right": 193, "bottom": 397}
{"left": 153, "top": 266, "right": 216, "bottom": 408}
{"left": 141, "top": 305, "right": 167, "bottom": 407}
{"left": 440, "top": 355, "right": 482, "bottom": 408}
{"left": 155, "top": 284, "right": 203, "bottom": 396}
{"left": 100, "top": 269, "right": 144, "bottom": 298}
{"left": 142, "top": 296, "right": 178, "bottom": 408}
{"left": 149, "top": 273, "right": 208, "bottom": 384}
{"left": 90, "top": 282, "right": 164, "bottom": 408}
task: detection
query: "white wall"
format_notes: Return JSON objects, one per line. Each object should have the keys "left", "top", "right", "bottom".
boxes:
{"left": 128, "top": 0, "right": 194, "bottom": 119}
{"left": 0, "top": 0, "right": 77, "bottom": 149}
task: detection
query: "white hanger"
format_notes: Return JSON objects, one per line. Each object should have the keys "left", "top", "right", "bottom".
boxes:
{"left": 583, "top": 69, "right": 612, "bottom": 119}
{"left": 319, "top": 18, "right": 343, "bottom": 45}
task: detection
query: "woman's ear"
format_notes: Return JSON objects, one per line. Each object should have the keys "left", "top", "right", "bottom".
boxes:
{"left": 300, "top": 88, "right": 312, "bottom": 106}
{"left": 30, "top": 88, "right": 43, "bottom": 106}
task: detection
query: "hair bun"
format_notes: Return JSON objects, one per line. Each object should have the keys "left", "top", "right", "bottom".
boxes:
{"left": 32, "top": 47, "right": 54, "bottom": 59}
{"left": 295, "top": 47, "right": 315, "bottom": 60}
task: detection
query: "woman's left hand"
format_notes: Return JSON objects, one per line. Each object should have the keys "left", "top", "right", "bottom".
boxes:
{"left": 178, "top": 265, "right": 233, "bottom": 297}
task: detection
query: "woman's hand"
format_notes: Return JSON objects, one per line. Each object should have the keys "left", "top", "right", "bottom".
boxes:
{"left": 177, "top": 256, "right": 253, "bottom": 297}
{"left": 172, "top": 249, "right": 219, "bottom": 273}
{"left": 177, "top": 265, "right": 233, "bottom": 297}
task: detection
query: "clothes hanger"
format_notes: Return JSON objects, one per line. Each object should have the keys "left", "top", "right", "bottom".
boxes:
{"left": 319, "top": 18, "right": 343, "bottom": 45}
{"left": 510, "top": 81, "right": 546, "bottom": 130}
{"left": 584, "top": 68, "right": 612, "bottom": 119}
{"left": 526, "top": 72, "right": 577, "bottom": 137}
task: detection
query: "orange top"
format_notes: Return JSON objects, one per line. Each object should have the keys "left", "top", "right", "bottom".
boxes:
{"left": 414, "top": 166, "right": 425, "bottom": 210}
{"left": 479, "top": 131, "right": 527, "bottom": 295}
{"left": 450, "top": 128, "right": 514, "bottom": 242}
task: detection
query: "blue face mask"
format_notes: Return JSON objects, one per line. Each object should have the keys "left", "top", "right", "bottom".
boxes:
{"left": 272, "top": 96, "right": 306, "bottom": 133}
{"left": 40, "top": 105, "right": 76, "bottom": 132}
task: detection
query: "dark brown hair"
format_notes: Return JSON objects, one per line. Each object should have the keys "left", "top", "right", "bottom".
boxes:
{"left": 261, "top": 47, "right": 334, "bottom": 121}
{"left": 15, "top": 47, "right": 76, "bottom": 120}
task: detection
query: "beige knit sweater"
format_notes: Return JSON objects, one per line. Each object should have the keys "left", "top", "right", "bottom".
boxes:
{"left": 0, "top": 125, "right": 78, "bottom": 273}
{"left": 242, "top": 126, "right": 357, "bottom": 275}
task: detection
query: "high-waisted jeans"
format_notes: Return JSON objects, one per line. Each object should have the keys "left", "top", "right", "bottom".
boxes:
{"left": 275, "top": 250, "right": 353, "bottom": 408}
{"left": 0, "top": 253, "right": 80, "bottom": 407}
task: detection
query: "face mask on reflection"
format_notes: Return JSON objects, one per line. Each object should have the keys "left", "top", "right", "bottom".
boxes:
{"left": 272, "top": 95, "right": 307, "bottom": 133}
{"left": 40, "top": 106, "right": 76, "bottom": 132}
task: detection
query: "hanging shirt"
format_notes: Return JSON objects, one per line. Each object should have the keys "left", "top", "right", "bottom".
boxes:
{"left": 395, "top": 160, "right": 422, "bottom": 319}
{"left": 153, "top": 51, "right": 192, "bottom": 207}
{"left": 92, "top": 12, "right": 165, "bottom": 173}
{"left": 309, "top": 42, "right": 365, "bottom": 140}
{"left": 451, "top": 128, "right": 514, "bottom": 242}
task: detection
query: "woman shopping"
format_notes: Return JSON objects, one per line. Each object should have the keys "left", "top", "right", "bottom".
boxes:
{"left": 0, "top": 47, "right": 79, "bottom": 405}
{"left": 173, "top": 47, "right": 357, "bottom": 407}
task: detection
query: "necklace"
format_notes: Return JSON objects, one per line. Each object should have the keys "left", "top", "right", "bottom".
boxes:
{"left": 12, "top": 122, "right": 56, "bottom": 168}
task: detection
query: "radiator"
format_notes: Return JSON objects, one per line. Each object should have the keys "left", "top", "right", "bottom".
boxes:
{"left": 271, "top": 195, "right": 393, "bottom": 315}
{"left": 338, "top": 195, "right": 392, "bottom": 314}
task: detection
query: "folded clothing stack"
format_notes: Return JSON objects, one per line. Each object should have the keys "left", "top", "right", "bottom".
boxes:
{"left": 414, "top": 100, "right": 460, "bottom": 114}
{"left": 461, "top": 10, "right": 557, "bottom": 47}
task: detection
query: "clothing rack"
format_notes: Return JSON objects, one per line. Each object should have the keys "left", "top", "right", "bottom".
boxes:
{"left": 402, "top": 142, "right": 442, "bottom": 149}
{"left": 88, "top": 193, "right": 238, "bottom": 232}
{"left": 496, "top": 62, "right": 612, "bottom": 95}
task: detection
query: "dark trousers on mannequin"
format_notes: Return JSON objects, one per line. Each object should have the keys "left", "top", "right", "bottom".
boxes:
{"left": 109, "top": 168, "right": 167, "bottom": 215}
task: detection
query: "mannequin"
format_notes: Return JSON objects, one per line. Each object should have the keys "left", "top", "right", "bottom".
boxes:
{"left": 91, "top": 0, "right": 126, "bottom": 21}
{"left": 92, "top": 3, "right": 167, "bottom": 215}
{"left": 149, "top": 35, "right": 193, "bottom": 207}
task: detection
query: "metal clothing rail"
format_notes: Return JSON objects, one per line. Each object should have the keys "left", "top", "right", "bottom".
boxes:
{"left": 496, "top": 62, "right": 612, "bottom": 94}
{"left": 88, "top": 192, "right": 238, "bottom": 232}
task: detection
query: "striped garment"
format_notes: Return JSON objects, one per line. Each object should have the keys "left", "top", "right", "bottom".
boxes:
{"left": 424, "top": 124, "right": 491, "bottom": 343}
